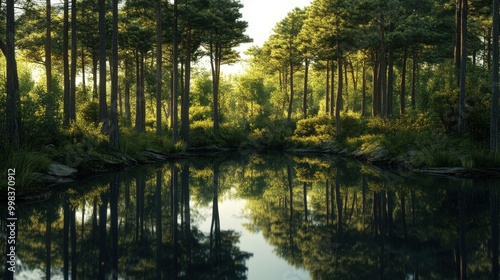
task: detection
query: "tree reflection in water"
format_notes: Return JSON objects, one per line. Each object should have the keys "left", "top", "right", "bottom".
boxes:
{"left": 1, "top": 153, "right": 499, "bottom": 279}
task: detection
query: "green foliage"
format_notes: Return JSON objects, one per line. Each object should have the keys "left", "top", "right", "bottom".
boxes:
{"left": 21, "top": 80, "right": 63, "bottom": 147}
{"left": 190, "top": 105, "right": 212, "bottom": 122}
{"left": 431, "top": 87, "right": 491, "bottom": 141}
{"left": 79, "top": 101, "right": 100, "bottom": 127}
{"left": 65, "top": 118, "right": 108, "bottom": 147}
{"left": 189, "top": 120, "right": 248, "bottom": 149}
{"left": 0, "top": 148, "right": 51, "bottom": 195}
{"left": 294, "top": 116, "right": 334, "bottom": 138}
{"left": 249, "top": 120, "right": 293, "bottom": 149}
{"left": 120, "top": 127, "right": 186, "bottom": 158}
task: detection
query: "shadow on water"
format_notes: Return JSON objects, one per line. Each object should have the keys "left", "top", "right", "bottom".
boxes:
{"left": 1, "top": 152, "right": 500, "bottom": 279}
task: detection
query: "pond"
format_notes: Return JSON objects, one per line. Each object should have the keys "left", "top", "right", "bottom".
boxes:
{"left": 1, "top": 152, "right": 499, "bottom": 279}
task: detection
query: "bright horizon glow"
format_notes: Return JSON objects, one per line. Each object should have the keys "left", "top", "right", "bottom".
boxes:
{"left": 240, "top": 0, "right": 312, "bottom": 47}
{"left": 221, "top": 0, "right": 313, "bottom": 74}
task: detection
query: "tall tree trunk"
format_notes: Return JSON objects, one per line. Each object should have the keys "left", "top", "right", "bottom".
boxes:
{"left": 336, "top": 52, "right": 343, "bottom": 140}
{"left": 330, "top": 59, "right": 335, "bottom": 117}
{"left": 182, "top": 28, "right": 192, "bottom": 142}
{"left": 303, "top": 58, "right": 309, "bottom": 118}
{"left": 411, "top": 50, "right": 417, "bottom": 110}
{"left": 156, "top": 0, "right": 163, "bottom": 136}
{"left": 124, "top": 55, "right": 131, "bottom": 125}
{"left": 458, "top": 0, "right": 468, "bottom": 134}
{"left": 63, "top": 0, "right": 70, "bottom": 128}
{"left": 135, "top": 52, "right": 146, "bottom": 132}
{"left": 98, "top": 0, "right": 108, "bottom": 125}
{"left": 361, "top": 58, "right": 366, "bottom": 116}
{"left": 400, "top": 48, "right": 407, "bottom": 115}
{"left": 326, "top": 61, "right": 330, "bottom": 115}
{"left": 372, "top": 52, "right": 381, "bottom": 116}
{"left": 380, "top": 14, "right": 387, "bottom": 118}
{"left": 5, "top": 0, "right": 20, "bottom": 148}
{"left": 110, "top": 0, "right": 119, "bottom": 148}
{"left": 70, "top": 0, "right": 77, "bottom": 122}
{"left": 455, "top": 0, "right": 462, "bottom": 87}
{"left": 209, "top": 45, "right": 221, "bottom": 130}
{"left": 487, "top": 27, "right": 492, "bottom": 70}
{"left": 92, "top": 55, "right": 98, "bottom": 100}
{"left": 287, "top": 57, "right": 294, "bottom": 123}
{"left": 344, "top": 60, "right": 349, "bottom": 112}
{"left": 387, "top": 43, "right": 394, "bottom": 116}
{"left": 81, "top": 45, "right": 86, "bottom": 97}
{"left": 491, "top": 0, "right": 499, "bottom": 152}
{"left": 45, "top": 0, "right": 52, "bottom": 94}
{"left": 172, "top": 0, "right": 180, "bottom": 139}
{"left": 44, "top": 0, "right": 56, "bottom": 135}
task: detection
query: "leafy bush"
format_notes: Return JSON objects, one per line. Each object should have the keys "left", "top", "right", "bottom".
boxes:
{"left": 79, "top": 101, "right": 100, "bottom": 127}
{"left": 340, "top": 112, "right": 366, "bottom": 136}
{"left": 120, "top": 127, "right": 186, "bottom": 158}
{"left": 189, "top": 120, "right": 219, "bottom": 147}
{"left": 249, "top": 119, "right": 292, "bottom": 149}
{"left": 294, "top": 116, "right": 334, "bottom": 138}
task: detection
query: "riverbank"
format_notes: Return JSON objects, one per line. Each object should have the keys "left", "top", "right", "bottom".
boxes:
{"left": 3, "top": 112, "right": 500, "bottom": 201}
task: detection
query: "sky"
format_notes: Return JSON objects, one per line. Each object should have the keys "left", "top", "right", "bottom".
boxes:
{"left": 217, "top": 0, "right": 313, "bottom": 74}
{"left": 240, "top": 0, "right": 313, "bottom": 47}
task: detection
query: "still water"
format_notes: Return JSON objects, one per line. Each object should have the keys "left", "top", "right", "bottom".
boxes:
{"left": 2, "top": 152, "right": 500, "bottom": 279}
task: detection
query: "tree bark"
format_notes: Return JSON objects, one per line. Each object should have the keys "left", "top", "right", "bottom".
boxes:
{"left": 380, "top": 13, "right": 387, "bottom": 118}
{"left": 458, "top": 0, "right": 468, "bottom": 134}
{"left": 110, "top": 0, "right": 120, "bottom": 148}
{"left": 135, "top": 52, "right": 146, "bottom": 132}
{"left": 287, "top": 55, "right": 294, "bottom": 123}
{"left": 181, "top": 28, "right": 192, "bottom": 142}
{"left": 411, "top": 50, "right": 417, "bottom": 110}
{"left": 5, "top": 0, "right": 20, "bottom": 148}
{"left": 63, "top": 0, "right": 70, "bottom": 128}
{"left": 400, "top": 48, "right": 407, "bottom": 115}
{"left": 124, "top": 55, "right": 131, "bottom": 125}
{"left": 156, "top": 0, "right": 163, "bottom": 136}
{"left": 70, "top": 0, "right": 77, "bottom": 121}
{"left": 326, "top": 61, "right": 330, "bottom": 115}
{"left": 455, "top": 0, "right": 462, "bottom": 87}
{"left": 172, "top": 0, "right": 179, "bottom": 139}
{"left": 336, "top": 52, "right": 343, "bottom": 140}
{"left": 330, "top": 60, "right": 335, "bottom": 117}
{"left": 45, "top": 0, "right": 52, "bottom": 94}
{"left": 362, "top": 58, "right": 366, "bottom": 116}
{"left": 98, "top": 0, "right": 108, "bottom": 125}
{"left": 491, "top": 0, "right": 499, "bottom": 152}
{"left": 387, "top": 43, "right": 394, "bottom": 116}
{"left": 372, "top": 51, "right": 381, "bottom": 116}
{"left": 303, "top": 58, "right": 309, "bottom": 118}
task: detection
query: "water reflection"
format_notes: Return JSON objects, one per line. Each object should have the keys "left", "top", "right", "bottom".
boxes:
{"left": 1, "top": 153, "right": 500, "bottom": 279}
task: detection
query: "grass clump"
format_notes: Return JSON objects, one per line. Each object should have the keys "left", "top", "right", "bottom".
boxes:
{"left": 0, "top": 148, "right": 52, "bottom": 196}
